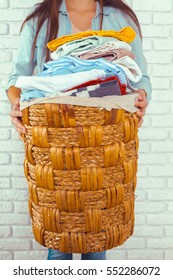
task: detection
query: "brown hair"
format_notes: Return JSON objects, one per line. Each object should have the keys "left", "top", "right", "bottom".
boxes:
{"left": 21, "top": 0, "right": 142, "bottom": 62}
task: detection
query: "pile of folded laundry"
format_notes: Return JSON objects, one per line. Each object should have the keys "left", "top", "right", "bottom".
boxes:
{"left": 16, "top": 26, "right": 142, "bottom": 103}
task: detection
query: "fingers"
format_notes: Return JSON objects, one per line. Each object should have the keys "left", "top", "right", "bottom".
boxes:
{"left": 10, "top": 110, "right": 26, "bottom": 134}
{"left": 135, "top": 89, "right": 148, "bottom": 110}
{"left": 14, "top": 124, "right": 26, "bottom": 135}
{"left": 18, "top": 133, "right": 25, "bottom": 141}
{"left": 136, "top": 89, "right": 147, "bottom": 98}
{"left": 135, "top": 97, "right": 148, "bottom": 110}
{"left": 10, "top": 100, "right": 26, "bottom": 133}
{"left": 10, "top": 109, "right": 22, "bottom": 118}
{"left": 9, "top": 97, "right": 26, "bottom": 136}
{"left": 135, "top": 100, "right": 148, "bottom": 110}
{"left": 12, "top": 98, "right": 20, "bottom": 111}
{"left": 135, "top": 109, "right": 145, "bottom": 127}
{"left": 11, "top": 117, "right": 26, "bottom": 133}
{"left": 136, "top": 108, "right": 146, "bottom": 118}
{"left": 134, "top": 89, "right": 148, "bottom": 128}
{"left": 138, "top": 117, "right": 144, "bottom": 127}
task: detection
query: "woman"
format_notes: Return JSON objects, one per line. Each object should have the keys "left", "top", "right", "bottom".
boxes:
{"left": 6, "top": 0, "right": 151, "bottom": 260}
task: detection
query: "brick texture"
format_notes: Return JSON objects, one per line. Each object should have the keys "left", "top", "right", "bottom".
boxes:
{"left": 0, "top": 0, "right": 172, "bottom": 260}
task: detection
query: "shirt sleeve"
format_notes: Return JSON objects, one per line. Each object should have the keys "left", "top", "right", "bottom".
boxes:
{"left": 6, "top": 19, "right": 37, "bottom": 92}
{"left": 126, "top": 16, "right": 152, "bottom": 102}
{"left": 130, "top": 32, "right": 152, "bottom": 102}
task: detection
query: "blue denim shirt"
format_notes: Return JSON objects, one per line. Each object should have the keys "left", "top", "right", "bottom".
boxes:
{"left": 7, "top": 0, "right": 152, "bottom": 100}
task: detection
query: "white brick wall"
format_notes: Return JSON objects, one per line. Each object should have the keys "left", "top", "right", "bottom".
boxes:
{"left": 0, "top": 0, "right": 172, "bottom": 260}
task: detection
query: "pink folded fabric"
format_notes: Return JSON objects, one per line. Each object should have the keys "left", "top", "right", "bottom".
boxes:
{"left": 79, "top": 48, "right": 135, "bottom": 62}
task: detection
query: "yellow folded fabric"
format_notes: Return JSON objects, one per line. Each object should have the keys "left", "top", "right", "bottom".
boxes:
{"left": 47, "top": 26, "right": 136, "bottom": 51}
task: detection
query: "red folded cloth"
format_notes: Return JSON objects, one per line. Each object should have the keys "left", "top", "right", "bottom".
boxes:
{"left": 68, "top": 76, "right": 126, "bottom": 95}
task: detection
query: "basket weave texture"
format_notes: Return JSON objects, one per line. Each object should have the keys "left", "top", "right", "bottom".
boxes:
{"left": 22, "top": 103, "right": 138, "bottom": 253}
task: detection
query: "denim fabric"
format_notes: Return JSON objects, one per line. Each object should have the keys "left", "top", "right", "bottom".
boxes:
{"left": 47, "top": 249, "right": 72, "bottom": 260}
{"left": 47, "top": 248, "right": 106, "bottom": 260}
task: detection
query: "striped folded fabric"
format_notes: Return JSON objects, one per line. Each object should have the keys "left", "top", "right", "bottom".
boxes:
{"left": 68, "top": 76, "right": 126, "bottom": 95}
{"left": 67, "top": 78, "right": 122, "bottom": 98}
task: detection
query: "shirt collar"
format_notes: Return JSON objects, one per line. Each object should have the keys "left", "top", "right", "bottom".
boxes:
{"left": 59, "top": 0, "right": 110, "bottom": 17}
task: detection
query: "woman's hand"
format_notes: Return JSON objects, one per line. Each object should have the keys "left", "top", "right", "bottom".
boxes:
{"left": 10, "top": 97, "right": 26, "bottom": 139}
{"left": 134, "top": 89, "right": 148, "bottom": 127}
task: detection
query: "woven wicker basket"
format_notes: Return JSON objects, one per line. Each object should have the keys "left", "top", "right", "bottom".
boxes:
{"left": 22, "top": 103, "right": 138, "bottom": 253}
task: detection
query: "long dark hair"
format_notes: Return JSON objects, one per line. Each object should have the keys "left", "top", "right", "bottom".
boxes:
{"left": 21, "top": 0, "right": 142, "bottom": 62}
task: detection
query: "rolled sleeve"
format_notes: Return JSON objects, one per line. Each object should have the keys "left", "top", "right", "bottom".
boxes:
{"left": 6, "top": 20, "right": 37, "bottom": 92}
{"left": 130, "top": 33, "right": 152, "bottom": 102}
{"left": 125, "top": 15, "right": 152, "bottom": 102}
